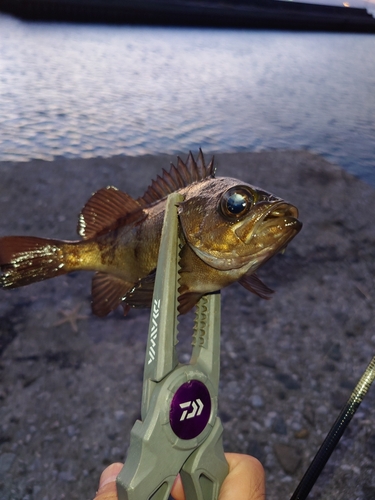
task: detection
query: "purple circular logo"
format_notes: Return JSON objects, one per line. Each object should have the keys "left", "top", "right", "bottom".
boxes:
{"left": 169, "top": 380, "right": 211, "bottom": 440}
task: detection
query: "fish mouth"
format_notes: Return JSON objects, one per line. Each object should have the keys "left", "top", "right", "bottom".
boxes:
{"left": 235, "top": 200, "right": 302, "bottom": 256}
{"left": 258, "top": 202, "right": 301, "bottom": 233}
{"left": 263, "top": 202, "right": 299, "bottom": 221}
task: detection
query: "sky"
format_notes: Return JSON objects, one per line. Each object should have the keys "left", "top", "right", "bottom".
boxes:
{"left": 283, "top": 0, "right": 371, "bottom": 4}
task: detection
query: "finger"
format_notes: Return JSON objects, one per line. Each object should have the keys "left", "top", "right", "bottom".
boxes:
{"left": 94, "top": 462, "right": 123, "bottom": 500}
{"left": 170, "top": 473, "right": 185, "bottom": 500}
{"left": 171, "top": 453, "right": 265, "bottom": 500}
{"left": 219, "top": 453, "right": 265, "bottom": 500}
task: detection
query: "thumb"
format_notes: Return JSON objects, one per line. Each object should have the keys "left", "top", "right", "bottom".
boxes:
{"left": 94, "top": 462, "right": 123, "bottom": 500}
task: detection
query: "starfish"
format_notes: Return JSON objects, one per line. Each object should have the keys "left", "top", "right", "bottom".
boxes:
{"left": 53, "top": 303, "right": 88, "bottom": 333}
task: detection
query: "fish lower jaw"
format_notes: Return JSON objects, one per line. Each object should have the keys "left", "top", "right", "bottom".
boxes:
{"left": 192, "top": 246, "right": 254, "bottom": 271}
{"left": 190, "top": 245, "right": 274, "bottom": 275}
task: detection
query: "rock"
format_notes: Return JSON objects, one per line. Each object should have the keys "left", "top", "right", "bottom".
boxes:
{"left": 324, "top": 341, "right": 342, "bottom": 362}
{"left": 257, "top": 356, "right": 277, "bottom": 369}
{"left": 271, "top": 415, "right": 287, "bottom": 435}
{"left": 0, "top": 453, "right": 16, "bottom": 474}
{"left": 362, "top": 484, "right": 375, "bottom": 500}
{"left": 114, "top": 410, "right": 126, "bottom": 422}
{"left": 273, "top": 443, "right": 301, "bottom": 474}
{"left": 249, "top": 395, "right": 264, "bottom": 408}
{"left": 247, "top": 439, "right": 266, "bottom": 463}
{"left": 58, "top": 470, "right": 76, "bottom": 482}
{"left": 275, "top": 373, "right": 301, "bottom": 391}
{"left": 331, "top": 390, "right": 348, "bottom": 410}
{"left": 294, "top": 428, "right": 309, "bottom": 439}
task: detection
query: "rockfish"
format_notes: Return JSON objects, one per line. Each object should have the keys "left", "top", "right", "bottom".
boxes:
{"left": 0, "top": 151, "right": 302, "bottom": 316}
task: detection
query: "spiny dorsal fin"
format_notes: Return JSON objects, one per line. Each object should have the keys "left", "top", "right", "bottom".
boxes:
{"left": 138, "top": 149, "right": 215, "bottom": 207}
{"left": 238, "top": 273, "right": 274, "bottom": 300}
{"left": 78, "top": 186, "right": 144, "bottom": 239}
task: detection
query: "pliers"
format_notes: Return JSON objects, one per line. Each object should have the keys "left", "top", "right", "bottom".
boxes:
{"left": 116, "top": 192, "right": 228, "bottom": 500}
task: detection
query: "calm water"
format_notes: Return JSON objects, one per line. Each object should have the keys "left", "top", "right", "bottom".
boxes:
{"left": 0, "top": 14, "right": 374, "bottom": 185}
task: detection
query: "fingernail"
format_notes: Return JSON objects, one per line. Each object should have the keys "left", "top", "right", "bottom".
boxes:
{"left": 99, "top": 472, "right": 119, "bottom": 489}
{"left": 99, "top": 464, "right": 123, "bottom": 489}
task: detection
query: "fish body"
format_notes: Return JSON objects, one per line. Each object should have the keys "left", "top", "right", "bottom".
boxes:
{"left": 0, "top": 151, "right": 302, "bottom": 315}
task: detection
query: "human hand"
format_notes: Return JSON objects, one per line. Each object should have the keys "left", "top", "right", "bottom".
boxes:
{"left": 93, "top": 453, "right": 265, "bottom": 500}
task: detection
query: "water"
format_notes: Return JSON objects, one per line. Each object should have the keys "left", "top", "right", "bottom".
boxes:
{"left": 0, "top": 14, "right": 374, "bottom": 185}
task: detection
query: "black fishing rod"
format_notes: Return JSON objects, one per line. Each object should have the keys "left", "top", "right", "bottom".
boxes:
{"left": 290, "top": 355, "right": 375, "bottom": 500}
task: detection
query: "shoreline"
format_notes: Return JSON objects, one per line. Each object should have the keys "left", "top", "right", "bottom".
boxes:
{"left": 0, "top": 150, "right": 374, "bottom": 499}
{"left": 1, "top": 0, "right": 375, "bottom": 32}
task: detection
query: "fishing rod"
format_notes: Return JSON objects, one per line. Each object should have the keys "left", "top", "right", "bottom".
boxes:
{"left": 290, "top": 355, "right": 375, "bottom": 500}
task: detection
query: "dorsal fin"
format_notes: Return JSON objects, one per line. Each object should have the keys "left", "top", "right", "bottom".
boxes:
{"left": 138, "top": 149, "right": 215, "bottom": 207}
{"left": 78, "top": 186, "right": 144, "bottom": 239}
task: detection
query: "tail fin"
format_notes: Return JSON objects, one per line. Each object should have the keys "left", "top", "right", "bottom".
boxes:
{"left": 0, "top": 236, "right": 72, "bottom": 288}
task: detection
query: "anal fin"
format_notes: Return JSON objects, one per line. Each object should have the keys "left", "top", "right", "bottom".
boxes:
{"left": 91, "top": 272, "right": 134, "bottom": 317}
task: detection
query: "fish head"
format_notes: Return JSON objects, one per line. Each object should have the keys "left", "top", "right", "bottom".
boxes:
{"left": 179, "top": 177, "right": 302, "bottom": 273}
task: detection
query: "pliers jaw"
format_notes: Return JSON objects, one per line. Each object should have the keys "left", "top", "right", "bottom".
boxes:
{"left": 116, "top": 193, "right": 228, "bottom": 500}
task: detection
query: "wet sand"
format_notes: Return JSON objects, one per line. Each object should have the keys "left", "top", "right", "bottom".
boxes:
{"left": 0, "top": 150, "right": 374, "bottom": 500}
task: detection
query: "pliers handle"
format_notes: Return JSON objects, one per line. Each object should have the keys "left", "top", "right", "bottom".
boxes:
{"left": 116, "top": 193, "right": 228, "bottom": 500}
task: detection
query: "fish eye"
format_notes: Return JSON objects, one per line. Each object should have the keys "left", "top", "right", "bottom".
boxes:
{"left": 219, "top": 186, "right": 254, "bottom": 220}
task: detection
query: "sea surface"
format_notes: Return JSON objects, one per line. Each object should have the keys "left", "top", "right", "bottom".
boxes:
{"left": 0, "top": 13, "right": 374, "bottom": 185}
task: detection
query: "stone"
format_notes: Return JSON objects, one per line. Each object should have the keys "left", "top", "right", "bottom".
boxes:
{"left": 0, "top": 453, "right": 16, "bottom": 474}
{"left": 275, "top": 373, "right": 301, "bottom": 391}
{"left": 249, "top": 394, "right": 264, "bottom": 408}
{"left": 271, "top": 415, "right": 287, "bottom": 435}
{"left": 273, "top": 443, "right": 301, "bottom": 474}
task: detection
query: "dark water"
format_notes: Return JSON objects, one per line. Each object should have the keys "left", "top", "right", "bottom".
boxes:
{"left": 0, "top": 14, "right": 374, "bottom": 185}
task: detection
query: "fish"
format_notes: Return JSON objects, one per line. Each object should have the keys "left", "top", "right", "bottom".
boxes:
{"left": 0, "top": 150, "right": 302, "bottom": 316}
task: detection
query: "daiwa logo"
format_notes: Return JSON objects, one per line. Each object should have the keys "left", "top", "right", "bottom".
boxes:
{"left": 148, "top": 299, "right": 160, "bottom": 364}
{"left": 179, "top": 399, "right": 204, "bottom": 421}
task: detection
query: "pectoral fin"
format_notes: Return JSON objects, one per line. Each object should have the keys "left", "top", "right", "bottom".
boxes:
{"left": 238, "top": 273, "right": 274, "bottom": 299}
{"left": 122, "top": 271, "right": 156, "bottom": 309}
{"left": 178, "top": 292, "right": 204, "bottom": 314}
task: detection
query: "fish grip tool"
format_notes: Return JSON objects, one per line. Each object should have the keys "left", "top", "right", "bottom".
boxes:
{"left": 116, "top": 192, "right": 229, "bottom": 500}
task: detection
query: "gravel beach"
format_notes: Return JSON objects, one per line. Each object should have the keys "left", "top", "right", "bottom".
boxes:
{"left": 0, "top": 150, "right": 374, "bottom": 500}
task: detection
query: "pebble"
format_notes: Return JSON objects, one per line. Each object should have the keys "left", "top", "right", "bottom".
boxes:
{"left": 58, "top": 471, "right": 76, "bottom": 482}
{"left": 326, "top": 342, "right": 342, "bottom": 362}
{"left": 257, "top": 356, "right": 277, "bottom": 369}
{"left": 294, "top": 428, "right": 309, "bottom": 439}
{"left": 0, "top": 452, "right": 16, "bottom": 474}
{"left": 67, "top": 425, "right": 77, "bottom": 437}
{"left": 275, "top": 373, "right": 301, "bottom": 390}
{"left": 273, "top": 443, "right": 301, "bottom": 474}
{"left": 247, "top": 439, "right": 265, "bottom": 463}
{"left": 114, "top": 410, "right": 126, "bottom": 422}
{"left": 249, "top": 394, "right": 264, "bottom": 408}
{"left": 0, "top": 431, "right": 12, "bottom": 445}
{"left": 271, "top": 415, "right": 287, "bottom": 435}
{"left": 331, "top": 390, "right": 348, "bottom": 410}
